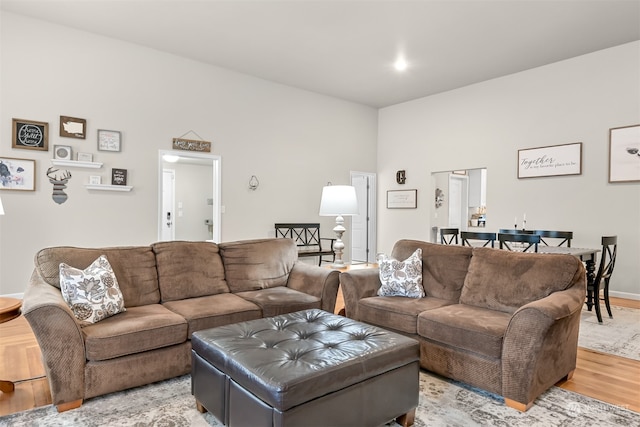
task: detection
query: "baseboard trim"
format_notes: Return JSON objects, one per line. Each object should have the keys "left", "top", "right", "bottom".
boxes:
{"left": 609, "top": 291, "right": 640, "bottom": 301}
{"left": 0, "top": 293, "right": 24, "bottom": 299}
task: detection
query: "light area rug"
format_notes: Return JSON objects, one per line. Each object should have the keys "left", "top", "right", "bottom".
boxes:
{"left": 2, "top": 371, "right": 638, "bottom": 427}
{"left": 578, "top": 305, "right": 640, "bottom": 361}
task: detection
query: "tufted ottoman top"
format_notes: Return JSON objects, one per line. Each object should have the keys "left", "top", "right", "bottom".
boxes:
{"left": 191, "top": 309, "right": 419, "bottom": 411}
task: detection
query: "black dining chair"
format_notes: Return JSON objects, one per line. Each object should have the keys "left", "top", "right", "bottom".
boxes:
{"left": 498, "top": 233, "right": 540, "bottom": 252}
{"left": 587, "top": 236, "right": 618, "bottom": 323}
{"left": 498, "top": 228, "right": 535, "bottom": 234}
{"left": 440, "top": 228, "right": 459, "bottom": 245}
{"left": 534, "top": 230, "right": 573, "bottom": 247}
{"left": 461, "top": 231, "right": 496, "bottom": 248}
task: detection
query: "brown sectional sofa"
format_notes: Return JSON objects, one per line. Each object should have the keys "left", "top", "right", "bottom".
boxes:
{"left": 340, "top": 239, "right": 586, "bottom": 411}
{"left": 22, "top": 238, "right": 340, "bottom": 412}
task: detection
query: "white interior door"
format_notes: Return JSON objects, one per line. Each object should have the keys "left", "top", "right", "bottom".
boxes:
{"left": 161, "top": 169, "right": 175, "bottom": 241}
{"left": 351, "top": 172, "right": 376, "bottom": 263}
{"left": 448, "top": 175, "right": 468, "bottom": 230}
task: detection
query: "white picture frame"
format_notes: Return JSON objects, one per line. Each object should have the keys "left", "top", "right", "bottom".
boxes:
{"left": 77, "top": 152, "right": 93, "bottom": 162}
{"left": 53, "top": 145, "right": 72, "bottom": 160}
{"left": 98, "top": 129, "right": 121, "bottom": 152}
{"left": 387, "top": 189, "right": 417, "bottom": 209}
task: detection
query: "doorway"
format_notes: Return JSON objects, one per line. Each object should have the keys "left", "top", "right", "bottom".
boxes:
{"left": 448, "top": 174, "right": 469, "bottom": 230}
{"left": 158, "top": 150, "right": 221, "bottom": 242}
{"left": 350, "top": 171, "right": 377, "bottom": 263}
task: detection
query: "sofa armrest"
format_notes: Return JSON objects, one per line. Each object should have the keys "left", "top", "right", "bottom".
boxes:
{"left": 287, "top": 262, "right": 340, "bottom": 313}
{"left": 338, "top": 268, "right": 381, "bottom": 319}
{"left": 22, "top": 270, "right": 87, "bottom": 407}
{"left": 501, "top": 275, "right": 585, "bottom": 407}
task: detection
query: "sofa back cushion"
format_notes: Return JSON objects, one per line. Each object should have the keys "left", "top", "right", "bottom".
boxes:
{"left": 152, "top": 241, "right": 229, "bottom": 302}
{"left": 391, "top": 240, "right": 472, "bottom": 302}
{"left": 35, "top": 246, "right": 160, "bottom": 307}
{"left": 219, "top": 238, "right": 297, "bottom": 293}
{"left": 460, "top": 247, "right": 583, "bottom": 313}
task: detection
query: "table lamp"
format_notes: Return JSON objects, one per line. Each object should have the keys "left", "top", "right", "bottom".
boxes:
{"left": 319, "top": 185, "right": 359, "bottom": 268}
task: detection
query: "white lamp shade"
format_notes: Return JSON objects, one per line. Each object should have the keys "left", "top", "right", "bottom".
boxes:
{"left": 319, "top": 185, "right": 359, "bottom": 216}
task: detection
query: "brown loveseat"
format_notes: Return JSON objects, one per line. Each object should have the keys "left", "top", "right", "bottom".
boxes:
{"left": 22, "top": 238, "right": 340, "bottom": 412}
{"left": 340, "top": 239, "right": 586, "bottom": 411}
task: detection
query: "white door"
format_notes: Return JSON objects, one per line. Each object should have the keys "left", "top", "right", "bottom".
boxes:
{"left": 448, "top": 175, "right": 468, "bottom": 230}
{"left": 351, "top": 172, "right": 377, "bottom": 263}
{"left": 161, "top": 169, "right": 175, "bottom": 241}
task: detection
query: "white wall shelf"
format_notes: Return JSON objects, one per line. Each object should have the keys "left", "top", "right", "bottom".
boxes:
{"left": 85, "top": 184, "right": 133, "bottom": 192}
{"left": 51, "top": 159, "right": 103, "bottom": 169}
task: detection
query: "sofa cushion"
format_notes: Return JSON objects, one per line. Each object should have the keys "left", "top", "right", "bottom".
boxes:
{"left": 82, "top": 304, "right": 188, "bottom": 361}
{"left": 357, "top": 296, "right": 454, "bottom": 334}
{"left": 460, "top": 247, "right": 582, "bottom": 313}
{"left": 377, "top": 248, "right": 424, "bottom": 298}
{"left": 152, "top": 241, "right": 230, "bottom": 302}
{"left": 162, "top": 293, "right": 262, "bottom": 337}
{"left": 417, "top": 304, "right": 511, "bottom": 359}
{"left": 235, "top": 287, "right": 321, "bottom": 318}
{"left": 391, "top": 240, "right": 472, "bottom": 302}
{"left": 59, "top": 255, "right": 126, "bottom": 325}
{"left": 35, "top": 246, "right": 160, "bottom": 307}
{"left": 219, "top": 238, "right": 297, "bottom": 293}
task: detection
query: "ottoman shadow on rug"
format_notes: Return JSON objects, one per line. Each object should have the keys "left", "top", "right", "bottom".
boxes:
{"left": 1, "top": 370, "right": 638, "bottom": 427}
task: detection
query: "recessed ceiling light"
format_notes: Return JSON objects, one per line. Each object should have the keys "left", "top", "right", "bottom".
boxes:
{"left": 394, "top": 57, "right": 408, "bottom": 72}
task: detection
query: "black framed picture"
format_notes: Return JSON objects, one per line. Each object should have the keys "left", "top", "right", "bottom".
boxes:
{"left": 111, "top": 168, "right": 127, "bottom": 186}
{"left": 12, "top": 118, "right": 49, "bottom": 151}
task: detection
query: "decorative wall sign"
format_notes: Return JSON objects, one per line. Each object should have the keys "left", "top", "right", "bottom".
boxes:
{"left": 98, "top": 129, "right": 121, "bottom": 152}
{"left": 111, "top": 168, "right": 128, "bottom": 185}
{"left": 77, "top": 152, "right": 93, "bottom": 162}
{"left": 60, "top": 116, "right": 86, "bottom": 139}
{"left": 12, "top": 118, "right": 48, "bottom": 151}
{"left": 387, "top": 189, "right": 417, "bottom": 209}
{"left": 609, "top": 124, "right": 640, "bottom": 183}
{"left": 172, "top": 138, "right": 211, "bottom": 152}
{"left": 396, "top": 170, "right": 406, "bottom": 184}
{"left": 46, "top": 167, "right": 72, "bottom": 204}
{"left": 0, "top": 157, "right": 36, "bottom": 191}
{"left": 54, "top": 145, "right": 72, "bottom": 160}
{"left": 518, "top": 142, "right": 582, "bottom": 178}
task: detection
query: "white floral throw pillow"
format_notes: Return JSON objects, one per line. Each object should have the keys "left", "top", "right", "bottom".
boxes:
{"left": 59, "top": 255, "right": 126, "bottom": 324}
{"left": 377, "top": 248, "right": 424, "bottom": 298}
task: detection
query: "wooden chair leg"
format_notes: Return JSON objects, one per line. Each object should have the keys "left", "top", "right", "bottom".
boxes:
{"left": 56, "top": 399, "right": 83, "bottom": 412}
{"left": 396, "top": 408, "right": 416, "bottom": 427}
{"left": 603, "top": 279, "right": 613, "bottom": 318}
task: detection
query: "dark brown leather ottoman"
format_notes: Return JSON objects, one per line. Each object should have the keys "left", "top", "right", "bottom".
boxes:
{"left": 191, "top": 309, "right": 419, "bottom": 427}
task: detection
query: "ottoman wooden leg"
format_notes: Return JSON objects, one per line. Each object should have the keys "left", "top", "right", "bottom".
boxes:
{"left": 196, "top": 400, "right": 208, "bottom": 413}
{"left": 396, "top": 408, "right": 416, "bottom": 427}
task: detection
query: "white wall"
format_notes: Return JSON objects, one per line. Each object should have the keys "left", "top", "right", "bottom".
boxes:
{"left": 0, "top": 12, "right": 377, "bottom": 295}
{"left": 378, "top": 41, "right": 640, "bottom": 298}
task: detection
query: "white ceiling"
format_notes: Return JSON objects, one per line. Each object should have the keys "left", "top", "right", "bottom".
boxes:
{"left": 2, "top": 0, "right": 639, "bottom": 108}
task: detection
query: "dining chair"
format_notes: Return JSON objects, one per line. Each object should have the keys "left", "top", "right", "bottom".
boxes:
{"left": 498, "top": 233, "right": 540, "bottom": 252}
{"left": 534, "top": 230, "right": 573, "bottom": 247}
{"left": 498, "top": 228, "right": 535, "bottom": 234}
{"left": 461, "top": 231, "right": 496, "bottom": 248}
{"left": 440, "top": 228, "right": 459, "bottom": 245}
{"left": 588, "top": 236, "right": 618, "bottom": 322}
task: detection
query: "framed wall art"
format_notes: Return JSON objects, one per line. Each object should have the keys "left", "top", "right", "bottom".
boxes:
{"left": 111, "top": 168, "right": 128, "bottom": 185}
{"left": 98, "top": 129, "right": 121, "bottom": 152}
{"left": 54, "top": 145, "right": 72, "bottom": 160}
{"left": 387, "top": 189, "right": 417, "bottom": 209}
{"left": 0, "top": 157, "right": 36, "bottom": 191}
{"left": 518, "top": 142, "right": 582, "bottom": 178}
{"left": 77, "top": 152, "right": 93, "bottom": 162}
{"left": 12, "top": 118, "right": 49, "bottom": 151}
{"left": 60, "top": 116, "right": 86, "bottom": 139}
{"left": 609, "top": 124, "right": 640, "bottom": 183}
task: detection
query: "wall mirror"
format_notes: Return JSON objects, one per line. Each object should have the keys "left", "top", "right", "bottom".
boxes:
{"left": 431, "top": 168, "right": 487, "bottom": 240}
{"left": 158, "top": 150, "right": 221, "bottom": 242}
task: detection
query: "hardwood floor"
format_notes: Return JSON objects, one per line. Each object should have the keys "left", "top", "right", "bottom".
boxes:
{"left": 0, "top": 296, "right": 638, "bottom": 416}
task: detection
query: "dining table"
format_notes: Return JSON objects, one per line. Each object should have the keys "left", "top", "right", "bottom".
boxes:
{"left": 535, "top": 246, "right": 603, "bottom": 322}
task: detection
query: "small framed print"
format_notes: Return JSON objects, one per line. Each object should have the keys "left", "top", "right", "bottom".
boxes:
{"left": 89, "top": 175, "right": 101, "bottom": 185}
{"left": 54, "top": 145, "right": 72, "bottom": 160}
{"left": 77, "top": 152, "right": 93, "bottom": 162}
{"left": 609, "top": 124, "right": 640, "bottom": 183}
{"left": 387, "top": 189, "right": 417, "bottom": 209}
{"left": 98, "top": 129, "right": 121, "bottom": 152}
{"left": 111, "top": 168, "right": 127, "bottom": 185}
{"left": 12, "top": 118, "right": 49, "bottom": 151}
{"left": 60, "top": 116, "right": 86, "bottom": 139}
{"left": 0, "top": 157, "right": 36, "bottom": 191}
